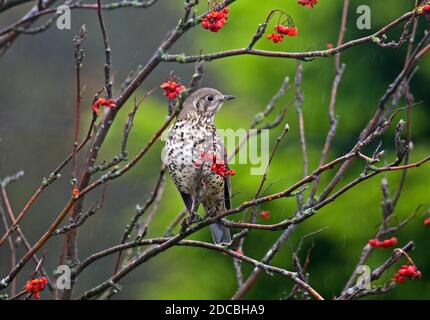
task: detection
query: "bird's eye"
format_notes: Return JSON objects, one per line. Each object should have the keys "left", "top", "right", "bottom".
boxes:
{"left": 206, "top": 95, "right": 214, "bottom": 102}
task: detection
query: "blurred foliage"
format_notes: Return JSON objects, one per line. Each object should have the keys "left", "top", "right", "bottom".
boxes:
{"left": 0, "top": 0, "right": 429, "bottom": 299}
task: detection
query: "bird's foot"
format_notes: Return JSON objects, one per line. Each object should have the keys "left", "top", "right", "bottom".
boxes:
{"left": 180, "top": 212, "right": 202, "bottom": 232}
{"left": 189, "top": 212, "right": 203, "bottom": 223}
{"left": 180, "top": 219, "right": 188, "bottom": 233}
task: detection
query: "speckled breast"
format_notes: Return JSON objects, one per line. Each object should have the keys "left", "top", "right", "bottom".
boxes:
{"left": 165, "top": 119, "right": 225, "bottom": 198}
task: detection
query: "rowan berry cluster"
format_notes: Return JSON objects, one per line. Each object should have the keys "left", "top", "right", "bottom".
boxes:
{"left": 25, "top": 276, "right": 48, "bottom": 299}
{"left": 266, "top": 12, "right": 298, "bottom": 44}
{"left": 92, "top": 97, "right": 117, "bottom": 115}
{"left": 161, "top": 81, "right": 186, "bottom": 101}
{"left": 202, "top": 7, "right": 229, "bottom": 32}
{"left": 368, "top": 237, "right": 398, "bottom": 248}
{"left": 393, "top": 265, "right": 421, "bottom": 283}
{"left": 211, "top": 162, "right": 235, "bottom": 177}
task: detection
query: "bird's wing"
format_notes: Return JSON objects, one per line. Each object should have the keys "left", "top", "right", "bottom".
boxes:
{"left": 180, "top": 192, "right": 194, "bottom": 213}
{"left": 223, "top": 147, "right": 232, "bottom": 210}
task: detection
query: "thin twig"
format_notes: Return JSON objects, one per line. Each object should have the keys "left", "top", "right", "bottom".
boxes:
{"left": 76, "top": 238, "right": 324, "bottom": 300}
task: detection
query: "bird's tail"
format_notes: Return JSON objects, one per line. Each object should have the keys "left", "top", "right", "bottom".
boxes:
{"left": 210, "top": 222, "right": 231, "bottom": 245}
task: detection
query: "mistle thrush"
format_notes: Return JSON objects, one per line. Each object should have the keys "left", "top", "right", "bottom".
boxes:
{"left": 165, "top": 88, "right": 235, "bottom": 245}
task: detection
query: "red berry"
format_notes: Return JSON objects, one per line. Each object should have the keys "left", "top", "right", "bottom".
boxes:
{"left": 105, "top": 98, "right": 117, "bottom": 108}
{"left": 72, "top": 187, "right": 79, "bottom": 198}
{"left": 287, "top": 27, "right": 298, "bottom": 37}
{"left": 368, "top": 239, "right": 380, "bottom": 247}
{"left": 389, "top": 237, "right": 398, "bottom": 245}
{"left": 267, "top": 33, "right": 284, "bottom": 43}
{"left": 260, "top": 211, "right": 270, "bottom": 220}
{"left": 275, "top": 25, "right": 289, "bottom": 34}
{"left": 424, "top": 217, "right": 430, "bottom": 226}
{"left": 385, "top": 237, "right": 397, "bottom": 247}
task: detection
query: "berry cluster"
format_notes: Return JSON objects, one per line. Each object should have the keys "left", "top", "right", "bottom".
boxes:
{"left": 202, "top": 7, "right": 229, "bottom": 32}
{"left": 211, "top": 161, "right": 235, "bottom": 177}
{"left": 25, "top": 276, "right": 48, "bottom": 299}
{"left": 267, "top": 33, "right": 285, "bottom": 43}
{"left": 368, "top": 237, "right": 398, "bottom": 248}
{"left": 393, "top": 265, "right": 421, "bottom": 283}
{"left": 275, "top": 25, "right": 298, "bottom": 36}
{"left": 266, "top": 13, "right": 298, "bottom": 44}
{"left": 92, "top": 97, "right": 117, "bottom": 115}
{"left": 298, "top": 0, "right": 318, "bottom": 8}
{"left": 260, "top": 210, "right": 270, "bottom": 220}
{"left": 161, "top": 81, "right": 185, "bottom": 101}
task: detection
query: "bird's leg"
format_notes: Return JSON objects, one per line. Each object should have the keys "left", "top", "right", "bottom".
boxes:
{"left": 180, "top": 217, "right": 189, "bottom": 233}
{"left": 189, "top": 198, "right": 198, "bottom": 222}
{"left": 189, "top": 178, "right": 205, "bottom": 223}
{"left": 181, "top": 198, "right": 202, "bottom": 233}
{"left": 203, "top": 206, "right": 217, "bottom": 219}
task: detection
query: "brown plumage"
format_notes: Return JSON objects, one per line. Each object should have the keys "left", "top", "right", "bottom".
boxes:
{"left": 165, "top": 88, "right": 235, "bottom": 245}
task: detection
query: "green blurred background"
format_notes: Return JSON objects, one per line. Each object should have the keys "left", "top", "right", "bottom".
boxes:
{"left": 0, "top": 0, "right": 429, "bottom": 299}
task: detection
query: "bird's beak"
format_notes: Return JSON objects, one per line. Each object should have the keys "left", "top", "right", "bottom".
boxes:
{"left": 222, "top": 95, "right": 235, "bottom": 101}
